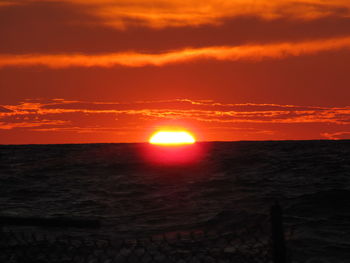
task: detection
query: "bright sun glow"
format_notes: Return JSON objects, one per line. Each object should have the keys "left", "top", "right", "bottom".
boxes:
{"left": 149, "top": 131, "right": 196, "bottom": 145}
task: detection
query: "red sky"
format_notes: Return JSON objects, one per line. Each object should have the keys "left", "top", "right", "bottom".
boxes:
{"left": 1, "top": 0, "right": 350, "bottom": 143}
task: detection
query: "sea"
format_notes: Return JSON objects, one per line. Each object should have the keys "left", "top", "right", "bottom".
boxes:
{"left": 0, "top": 140, "right": 349, "bottom": 262}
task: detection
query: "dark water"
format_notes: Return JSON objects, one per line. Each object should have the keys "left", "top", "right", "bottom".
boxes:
{"left": 0, "top": 141, "right": 349, "bottom": 262}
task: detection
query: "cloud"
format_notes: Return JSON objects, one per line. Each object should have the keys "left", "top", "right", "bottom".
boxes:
{"left": 1, "top": 98, "right": 349, "bottom": 142}
{"left": 0, "top": 120, "right": 69, "bottom": 130}
{"left": 0, "top": 106, "right": 12, "bottom": 113}
{"left": 321, "top": 131, "right": 350, "bottom": 140}
{"left": 1, "top": 99, "right": 350, "bottom": 126}
{"left": 1, "top": 36, "right": 350, "bottom": 68}
{"left": 3, "top": 3, "right": 350, "bottom": 55}
{"left": 13, "top": 0, "right": 350, "bottom": 29}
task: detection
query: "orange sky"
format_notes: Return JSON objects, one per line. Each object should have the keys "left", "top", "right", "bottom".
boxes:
{"left": 1, "top": 0, "right": 350, "bottom": 143}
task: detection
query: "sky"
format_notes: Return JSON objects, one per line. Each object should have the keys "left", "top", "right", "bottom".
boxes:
{"left": 1, "top": 0, "right": 350, "bottom": 144}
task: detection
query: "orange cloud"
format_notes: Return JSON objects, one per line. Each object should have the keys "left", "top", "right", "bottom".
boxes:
{"left": 1, "top": 36, "right": 350, "bottom": 68}
{"left": 0, "top": 120, "right": 69, "bottom": 130}
{"left": 1, "top": 99, "right": 350, "bottom": 125}
{"left": 322, "top": 131, "right": 350, "bottom": 140}
{"left": 25, "top": 0, "right": 350, "bottom": 28}
{"left": 1, "top": 99, "right": 350, "bottom": 142}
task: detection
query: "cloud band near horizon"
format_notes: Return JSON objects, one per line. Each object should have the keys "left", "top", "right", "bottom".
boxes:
{"left": 1, "top": 99, "right": 349, "bottom": 142}
{"left": 1, "top": 36, "right": 350, "bottom": 68}
{"left": 1, "top": 98, "right": 350, "bottom": 125}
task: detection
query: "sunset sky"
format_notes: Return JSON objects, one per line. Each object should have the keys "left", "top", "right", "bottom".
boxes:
{"left": 1, "top": 0, "right": 350, "bottom": 144}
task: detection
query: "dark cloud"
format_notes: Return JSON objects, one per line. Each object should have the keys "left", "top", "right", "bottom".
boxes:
{"left": 0, "top": 106, "right": 12, "bottom": 112}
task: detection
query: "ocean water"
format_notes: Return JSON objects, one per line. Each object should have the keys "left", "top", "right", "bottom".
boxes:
{"left": 0, "top": 141, "right": 349, "bottom": 262}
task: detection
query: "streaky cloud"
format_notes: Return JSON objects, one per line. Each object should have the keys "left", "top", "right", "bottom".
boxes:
{"left": 13, "top": 0, "right": 350, "bottom": 28}
{"left": 1, "top": 99, "right": 350, "bottom": 127}
{"left": 1, "top": 99, "right": 349, "bottom": 141}
{"left": 1, "top": 36, "right": 350, "bottom": 68}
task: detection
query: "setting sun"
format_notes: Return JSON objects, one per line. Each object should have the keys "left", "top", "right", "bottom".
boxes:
{"left": 149, "top": 131, "right": 196, "bottom": 145}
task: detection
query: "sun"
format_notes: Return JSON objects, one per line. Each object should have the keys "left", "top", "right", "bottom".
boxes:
{"left": 149, "top": 130, "right": 196, "bottom": 145}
